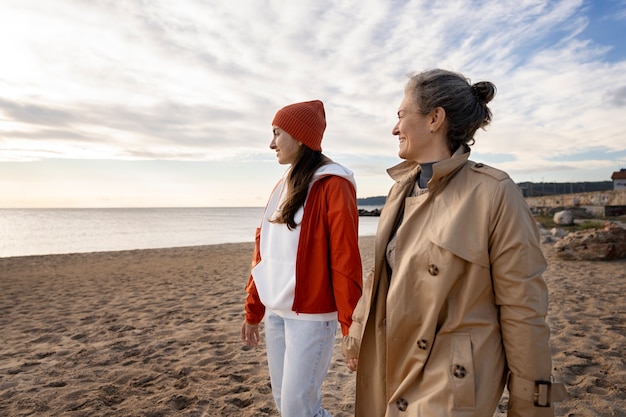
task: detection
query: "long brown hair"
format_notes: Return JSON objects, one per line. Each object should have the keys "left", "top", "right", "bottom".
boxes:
{"left": 272, "top": 146, "right": 331, "bottom": 230}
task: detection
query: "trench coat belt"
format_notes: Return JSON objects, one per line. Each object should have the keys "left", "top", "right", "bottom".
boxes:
{"left": 508, "top": 373, "right": 567, "bottom": 407}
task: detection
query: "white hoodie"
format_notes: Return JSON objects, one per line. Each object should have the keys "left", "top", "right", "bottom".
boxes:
{"left": 251, "top": 162, "right": 356, "bottom": 321}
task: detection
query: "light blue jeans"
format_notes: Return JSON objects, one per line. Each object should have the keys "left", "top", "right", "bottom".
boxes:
{"left": 264, "top": 311, "right": 337, "bottom": 417}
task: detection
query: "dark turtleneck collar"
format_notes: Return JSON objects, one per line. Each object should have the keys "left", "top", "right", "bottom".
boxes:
{"left": 418, "top": 162, "right": 435, "bottom": 188}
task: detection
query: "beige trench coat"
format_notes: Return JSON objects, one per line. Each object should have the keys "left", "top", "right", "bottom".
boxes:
{"left": 344, "top": 148, "right": 565, "bottom": 416}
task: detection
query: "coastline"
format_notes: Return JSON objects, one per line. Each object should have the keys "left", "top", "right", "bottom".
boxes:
{"left": 0, "top": 207, "right": 380, "bottom": 258}
{"left": 1, "top": 237, "right": 625, "bottom": 416}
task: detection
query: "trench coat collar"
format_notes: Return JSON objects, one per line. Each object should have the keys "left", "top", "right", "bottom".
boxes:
{"left": 386, "top": 145, "right": 471, "bottom": 190}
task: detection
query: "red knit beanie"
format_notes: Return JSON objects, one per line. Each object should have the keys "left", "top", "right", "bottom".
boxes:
{"left": 271, "top": 100, "right": 326, "bottom": 152}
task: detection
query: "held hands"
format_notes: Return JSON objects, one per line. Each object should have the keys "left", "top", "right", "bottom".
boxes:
{"left": 240, "top": 320, "right": 260, "bottom": 347}
{"left": 344, "top": 356, "right": 358, "bottom": 372}
{"left": 342, "top": 334, "right": 359, "bottom": 372}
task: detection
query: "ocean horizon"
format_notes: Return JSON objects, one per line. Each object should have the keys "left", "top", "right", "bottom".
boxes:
{"left": 0, "top": 207, "right": 381, "bottom": 258}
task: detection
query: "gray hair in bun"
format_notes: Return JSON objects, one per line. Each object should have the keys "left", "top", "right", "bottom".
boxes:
{"left": 406, "top": 69, "right": 496, "bottom": 152}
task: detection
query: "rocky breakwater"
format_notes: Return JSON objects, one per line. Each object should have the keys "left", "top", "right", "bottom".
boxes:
{"left": 358, "top": 208, "right": 381, "bottom": 216}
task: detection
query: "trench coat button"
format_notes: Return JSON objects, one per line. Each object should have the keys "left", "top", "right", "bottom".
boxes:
{"left": 428, "top": 264, "right": 439, "bottom": 276}
{"left": 396, "top": 398, "right": 408, "bottom": 411}
{"left": 475, "top": 163, "right": 484, "bottom": 168}
{"left": 417, "top": 339, "right": 428, "bottom": 350}
{"left": 452, "top": 364, "right": 467, "bottom": 378}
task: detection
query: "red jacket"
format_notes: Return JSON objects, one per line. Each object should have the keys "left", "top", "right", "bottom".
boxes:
{"left": 244, "top": 175, "right": 363, "bottom": 336}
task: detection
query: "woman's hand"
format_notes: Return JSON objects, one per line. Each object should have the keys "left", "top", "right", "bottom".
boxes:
{"left": 344, "top": 356, "right": 358, "bottom": 372}
{"left": 241, "top": 320, "right": 260, "bottom": 346}
{"left": 342, "top": 334, "right": 359, "bottom": 372}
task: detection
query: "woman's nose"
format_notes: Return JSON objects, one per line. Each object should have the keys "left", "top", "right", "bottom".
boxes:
{"left": 392, "top": 122, "right": 399, "bottom": 135}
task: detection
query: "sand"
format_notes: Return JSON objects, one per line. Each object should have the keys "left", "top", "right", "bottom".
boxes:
{"left": 1, "top": 237, "right": 625, "bottom": 416}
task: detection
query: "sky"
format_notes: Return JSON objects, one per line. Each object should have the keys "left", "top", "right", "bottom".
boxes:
{"left": 1, "top": 0, "right": 625, "bottom": 208}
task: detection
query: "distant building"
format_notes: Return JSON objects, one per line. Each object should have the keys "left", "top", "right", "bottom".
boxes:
{"left": 611, "top": 169, "right": 626, "bottom": 190}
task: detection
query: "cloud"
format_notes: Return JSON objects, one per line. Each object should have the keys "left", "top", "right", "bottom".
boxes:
{"left": 605, "top": 85, "right": 626, "bottom": 107}
{"left": 0, "top": 0, "right": 625, "bottom": 205}
{"left": 0, "top": 98, "right": 75, "bottom": 126}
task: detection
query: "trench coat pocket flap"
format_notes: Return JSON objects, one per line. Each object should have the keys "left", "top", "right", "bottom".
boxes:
{"left": 427, "top": 232, "right": 490, "bottom": 269}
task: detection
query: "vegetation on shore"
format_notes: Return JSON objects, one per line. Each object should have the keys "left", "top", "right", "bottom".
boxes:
{"left": 534, "top": 215, "right": 605, "bottom": 232}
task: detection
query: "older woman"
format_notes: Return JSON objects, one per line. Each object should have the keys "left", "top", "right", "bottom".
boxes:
{"left": 343, "top": 69, "right": 565, "bottom": 416}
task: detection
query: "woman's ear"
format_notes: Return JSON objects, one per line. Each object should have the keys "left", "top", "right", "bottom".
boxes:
{"left": 429, "top": 107, "right": 446, "bottom": 133}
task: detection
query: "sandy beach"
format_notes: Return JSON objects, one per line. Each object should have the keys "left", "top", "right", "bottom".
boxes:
{"left": 1, "top": 236, "right": 625, "bottom": 416}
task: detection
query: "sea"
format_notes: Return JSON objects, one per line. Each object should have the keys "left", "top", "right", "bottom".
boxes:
{"left": 0, "top": 207, "right": 381, "bottom": 258}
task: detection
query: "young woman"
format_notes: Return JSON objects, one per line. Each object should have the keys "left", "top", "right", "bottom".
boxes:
{"left": 342, "top": 69, "right": 566, "bottom": 416}
{"left": 241, "top": 100, "right": 362, "bottom": 417}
